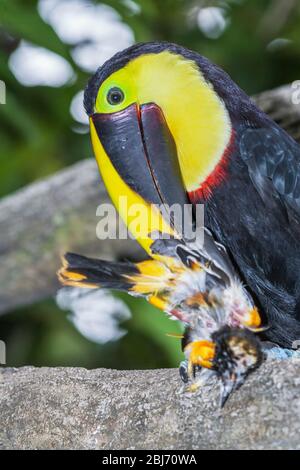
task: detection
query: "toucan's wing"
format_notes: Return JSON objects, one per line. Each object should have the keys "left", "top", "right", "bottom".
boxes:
{"left": 178, "top": 229, "right": 236, "bottom": 279}
{"left": 150, "top": 230, "right": 236, "bottom": 288}
{"left": 239, "top": 126, "right": 300, "bottom": 218}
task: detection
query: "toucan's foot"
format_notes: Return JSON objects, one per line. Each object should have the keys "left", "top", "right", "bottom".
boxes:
{"left": 262, "top": 342, "right": 300, "bottom": 359}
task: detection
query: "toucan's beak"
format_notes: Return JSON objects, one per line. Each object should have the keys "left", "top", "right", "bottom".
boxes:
{"left": 91, "top": 103, "right": 189, "bottom": 227}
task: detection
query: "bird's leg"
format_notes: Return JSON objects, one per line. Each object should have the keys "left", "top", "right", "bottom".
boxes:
{"left": 185, "top": 368, "right": 215, "bottom": 393}
{"left": 179, "top": 359, "right": 202, "bottom": 392}
{"left": 179, "top": 360, "right": 200, "bottom": 383}
{"left": 179, "top": 360, "right": 214, "bottom": 394}
{"left": 262, "top": 341, "right": 300, "bottom": 359}
{"left": 179, "top": 360, "right": 189, "bottom": 383}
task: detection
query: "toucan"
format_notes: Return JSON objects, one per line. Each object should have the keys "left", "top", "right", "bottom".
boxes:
{"left": 80, "top": 41, "right": 300, "bottom": 350}
{"left": 58, "top": 41, "right": 300, "bottom": 402}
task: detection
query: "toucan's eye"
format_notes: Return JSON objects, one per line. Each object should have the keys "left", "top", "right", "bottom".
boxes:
{"left": 106, "top": 87, "right": 125, "bottom": 106}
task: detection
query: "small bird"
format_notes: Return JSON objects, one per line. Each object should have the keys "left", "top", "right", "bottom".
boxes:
{"left": 83, "top": 41, "right": 300, "bottom": 350}
{"left": 58, "top": 230, "right": 263, "bottom": 406}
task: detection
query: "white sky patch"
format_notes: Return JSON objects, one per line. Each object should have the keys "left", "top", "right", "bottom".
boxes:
{"left": 56, "top": 287, "right": 131, "bottom": 344}
{"left": 9, "top": 40, "right": 75, "bottom": 87}
{"left": 70, "top": 90, "right": 89, "bottom": 124}
{"left": 71, "top": 41, "right": 127, "bottom": 73}
{"left": 197, "top": 7, "right": 228, "bottom": 39}
{"left": 38, "top": 0, "right": 134, "bottom": 72}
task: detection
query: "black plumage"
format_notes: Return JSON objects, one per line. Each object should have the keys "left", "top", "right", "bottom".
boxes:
{"left": 62, "top": 252, "right": 138, "bottom": 291}
{"left": 208, "top": 124, "right": 300, "bottom": 347}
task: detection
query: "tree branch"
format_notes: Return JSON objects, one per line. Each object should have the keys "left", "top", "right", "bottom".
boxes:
{"left": 0, "top": 159, "right": 142, "bottom": 315}
{"left": 0, "top": 83, "right": 299, "bottom": 315}
{"left": 1, "top": 359, "right": 300, "bottom": 449}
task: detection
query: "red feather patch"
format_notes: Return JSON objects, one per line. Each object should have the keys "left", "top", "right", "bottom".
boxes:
{"left": 188, "top": 129, "right": 236, "bottom": 202}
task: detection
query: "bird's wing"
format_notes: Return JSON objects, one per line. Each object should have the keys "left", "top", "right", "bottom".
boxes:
{"left": 58, "top": 251, "right": 194, "bottom": 323}
{"left": 58, "top": 231, "right": 238, "bottom": 325}
{"left": 150, "top": 229, "right": 236, "bottom": 291}
{"left": 151, "top": 229, "right": 235, "bottom": 277}
{"left": 239, "top": 126, "right": 300, "bottom": 218}
{"left": 58, "top": 252, "right": 174, "bottom": 294}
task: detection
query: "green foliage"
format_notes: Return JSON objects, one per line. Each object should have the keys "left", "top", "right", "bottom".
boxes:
{"left": 0, "top": 0, "right": 300, "bottom": 368}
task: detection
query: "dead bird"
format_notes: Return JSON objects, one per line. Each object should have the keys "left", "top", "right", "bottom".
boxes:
{"left": 58, "top": 229, "right": 264, "bottom": 406}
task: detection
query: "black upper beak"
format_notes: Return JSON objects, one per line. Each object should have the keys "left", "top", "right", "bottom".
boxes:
{"left": 91, "top": 103, "right": 189, "bottom": 232}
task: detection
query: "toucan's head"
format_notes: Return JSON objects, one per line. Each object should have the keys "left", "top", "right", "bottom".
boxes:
{"left": 84, "top": 42, "right": 246, "bottom": 252}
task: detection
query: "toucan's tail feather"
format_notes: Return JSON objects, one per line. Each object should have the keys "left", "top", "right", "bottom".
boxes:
{"left": 58, "top": 252, "right": 138, "bottom": 291}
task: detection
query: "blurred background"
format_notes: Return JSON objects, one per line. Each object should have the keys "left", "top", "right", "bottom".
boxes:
{"left": 0, "top": 0, "right": 300, "bottom": 370}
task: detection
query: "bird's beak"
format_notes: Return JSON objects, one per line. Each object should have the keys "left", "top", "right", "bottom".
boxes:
{"left": 219, "top": 372, "right": 241, "bottom": 408}
{"left": 91, "top": 103, "right": 189, "bottom": 229}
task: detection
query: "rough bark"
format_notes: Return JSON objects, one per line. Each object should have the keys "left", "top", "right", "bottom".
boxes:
{"left": 1, "top": 359, "right": 300, "bottom": 450}
{"left": 254, "top": 83, "right": 300, "bottom": 141}
{"left": 0, "top": 83, "right": 299, "bottom": 315}
{"left": 0, "top": 159, "right": 142, "bottom": 314}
